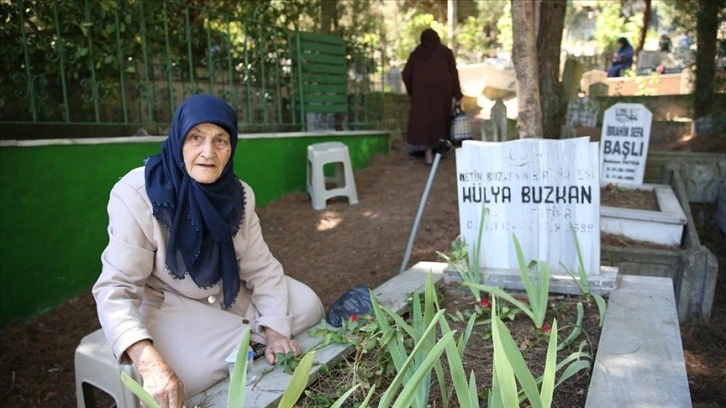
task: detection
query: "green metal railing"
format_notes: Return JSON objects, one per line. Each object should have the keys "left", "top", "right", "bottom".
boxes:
{"left": 0, "top": 0, "right": 384, "bottom": 138}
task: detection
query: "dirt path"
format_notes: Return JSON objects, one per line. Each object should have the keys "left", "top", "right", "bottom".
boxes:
{"left": 258, "top": 141, "right": 460, "bottom": 307}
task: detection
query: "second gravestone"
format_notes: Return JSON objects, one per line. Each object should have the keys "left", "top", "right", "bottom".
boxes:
{"left": 600, "top": 103, "right": 652, "bottom": 184}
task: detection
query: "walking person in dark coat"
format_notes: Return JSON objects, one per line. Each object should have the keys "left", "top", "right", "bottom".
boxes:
{"left": 402, "top": 28, "right": 463, "bottom": 165}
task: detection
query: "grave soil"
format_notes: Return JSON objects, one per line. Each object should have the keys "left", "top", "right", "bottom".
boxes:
{"left": 600, "top": 232, "right": 680, "bottom": 251}
{"left": 298, "top": 284, "right": 601, "bottom": 407}
{"left": 600, "top": 185, "right": 659, "bottom": 211}
{"left": 0, "top": 137, "right": 724, "bottom": 407}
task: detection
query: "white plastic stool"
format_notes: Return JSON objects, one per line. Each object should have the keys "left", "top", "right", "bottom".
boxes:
{"left": 306, "top": 142, "right": 358, "bottom": 210}
{"left": 75, "top": 329, "right": 140, "bottom": 408}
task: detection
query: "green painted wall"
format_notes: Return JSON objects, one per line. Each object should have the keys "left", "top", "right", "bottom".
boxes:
{"left": 0, "top": 133, "right": 389, "bottom": 329}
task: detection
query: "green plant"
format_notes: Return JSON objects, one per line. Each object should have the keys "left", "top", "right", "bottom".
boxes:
{"left": 370, "top": 273, "right": 443, "bottom": 407}
{"left": 275, "top": 351, "right": 305, "bottom": 375}
{"left": 437, "top": 311, "right": 480, "bottom": 408}
{"left": 437, "top": 237, "right": 468, "bottom": 272}
{"left": 308, "top": 274, "right": 457, "bottom": 407}
{"left": 557, "top": 302, "right": 584, "bottom": 351}
{"left": 277, "top": 351, "right": 316, "bottom": 407}
{"left": 441, "top": 238, "right": 481, "bottom": 302}
{"left": 228, "top": 327, "right": 253, "bottom": 406}
{"left": 303, "top": 270, "right": 598, "bottom": 407}
{"left": 487, "top": 297, "right": 591, "bottom": 408}
{"left": 495, "top": 301, "right": 521, "bottom": 322}
{"left": 307, "top": 308, "right": 398, "bottom": 404}
{"left": 447, "top": 295, "right": 493, "bottom": 323}
{"left": 310, "top": 312, "right": 380, "bottom": 353}
{"left": 437, "top": 207, "right": 487, "bottom": 302}
{"left": 465, "top": 233, "right": 551, "bottom": 329}
{"left": 302, "top": 389, "right": 335, "bottom": 407}
{"left": 561, "top": 227, "right": 608, "bottom": 327}
{"left": 312, "top": 273, "right": 461, "bottom": 408}
{"left": 120, "top": 372, "right": 161, "bottom": 408}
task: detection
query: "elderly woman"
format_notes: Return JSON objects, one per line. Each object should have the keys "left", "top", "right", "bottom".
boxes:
{"left": 93, "top": 94, "right": 324, "bottom": 407}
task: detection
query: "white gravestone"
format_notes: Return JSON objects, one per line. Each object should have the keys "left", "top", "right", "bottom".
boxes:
{"left": 456, "top": 137, "right": 601, "bottom": 276}
{"left": 600, "top": 103, "right": 652, "bottom": 184}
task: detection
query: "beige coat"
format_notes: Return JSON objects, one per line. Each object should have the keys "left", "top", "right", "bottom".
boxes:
{"left": 93, "top": 167, "right": 323, "bottom": 396}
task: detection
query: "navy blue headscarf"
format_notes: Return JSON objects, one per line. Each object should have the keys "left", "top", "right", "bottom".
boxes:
{"left": 144, "top": 94, "right": 245, "bottom": 308}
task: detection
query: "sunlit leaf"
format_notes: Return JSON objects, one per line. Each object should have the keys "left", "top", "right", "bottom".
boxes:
{"left": 277, "top": 351, "right": 315, "bottom": 408}
{"left": 227, "top": 326, "right": 251, "bottom": 407}
{"left": 120, "top": 372, "right": 160, "bottom": 408}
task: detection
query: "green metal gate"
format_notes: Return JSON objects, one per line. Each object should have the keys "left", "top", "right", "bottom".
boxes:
{"left": 0, "top": 0, "right": 384, "bottom": 138}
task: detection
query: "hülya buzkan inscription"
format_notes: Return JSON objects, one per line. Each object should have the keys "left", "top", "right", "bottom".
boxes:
{"left": 456, "top": 137, "right": 601, "bottom": 276}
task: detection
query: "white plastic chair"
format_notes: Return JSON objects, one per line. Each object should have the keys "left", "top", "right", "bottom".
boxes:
{"left": 306, "top": 142, "right": 358, "bottom": 210}
{"left": 74, "top": 329, "right": 140, "bottom": 408}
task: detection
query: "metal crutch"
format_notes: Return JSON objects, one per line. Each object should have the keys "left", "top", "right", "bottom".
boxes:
{"left": 399, "top": 139, "right": 453, "bottom": 274}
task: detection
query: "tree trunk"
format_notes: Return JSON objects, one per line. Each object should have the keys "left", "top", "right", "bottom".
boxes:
{"left": 511, "top": 0, "right": 543, "bottom": 138}
{"left": 320, "top": 0, "right": 338, "bottom": 34}
{"left": 537, "top": 0, "right": 566, "bottom": 139}
{"left": 634, "top": 0, "right": 652, "bottom": 62}
{"left": 693, "top": 0, "right": 724, "bottom": 119}
{"left": 447, "top": 0, "right": 458, "bottom": 56}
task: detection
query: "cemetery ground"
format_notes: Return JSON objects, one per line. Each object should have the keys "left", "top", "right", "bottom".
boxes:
{"left": 1, "top": 138, "right": 725, "bottom": 407}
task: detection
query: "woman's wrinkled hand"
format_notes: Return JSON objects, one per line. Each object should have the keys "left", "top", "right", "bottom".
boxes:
{"left": 126, "top": 340, "right": 185, "bottom": 408}
{"left": 263, "top": 327, "right": 301, "bottom": 365}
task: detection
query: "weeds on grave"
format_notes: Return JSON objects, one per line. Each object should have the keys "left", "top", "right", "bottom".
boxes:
{"left": 448, "top": 296, "right": 519, "bottom": 341}
{"left": 437, "top": 206, "right": 487, "bottom": 302}
{"left": 560, "top": 226, "right": 607, "bottom": 327}
{"left": 487, "top": 297, "right": 592, "bottom": 408}
{"left": 438, "top": 303, "right": 481, "bottom": 407}
{"left": 603, "top": 182, "right": 623, "bottom": 193}
{"left": 309, "top": 274, "right": 473, "bottom": 407}
{"left": 438, "top": 221, "right": 551, "bottom": 330}
{"left": 311, "top": 312, "right": 385, "bottom": 359}
{"left": 306, "top": 272, "right": 595, "bottom": 406}
{"left": 371, "top": 273, "right": 445, "bottom": 406}
{"left": 275, "top": 351, "right": 305, "bottom": 375}
{"left": 465, "top": 233, "right": 551, "bottom": 329}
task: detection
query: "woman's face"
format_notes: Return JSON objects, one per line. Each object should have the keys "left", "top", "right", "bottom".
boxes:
{"left": 182, "top": 122, "right": 232, "bottom": 184}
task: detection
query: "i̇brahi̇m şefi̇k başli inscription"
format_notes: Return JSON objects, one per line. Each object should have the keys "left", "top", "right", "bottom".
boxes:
{"left": 600, "top": 103, "right": 653, "bottom": 185}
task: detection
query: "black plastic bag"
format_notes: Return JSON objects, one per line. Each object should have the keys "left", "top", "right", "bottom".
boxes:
{"left": 325, "top": 284, "right": 372, "bottom": 327}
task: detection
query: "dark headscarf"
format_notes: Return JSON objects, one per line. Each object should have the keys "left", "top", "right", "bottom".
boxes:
{"left": 144, "top": 94, "right": 245, "bottom": 308}
{"left": 411, "top": 28, "right": 442, "bottom": 62}
{"left": 420, "top": 28, "right": 440, "bottom": 44}
{"left": 617, "top": 37, "right": 631, "bottom": 49}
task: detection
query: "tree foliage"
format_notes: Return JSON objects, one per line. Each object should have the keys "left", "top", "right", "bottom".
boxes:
{"left": 0, "top": 0, "right": 386, "bottom": 121}
{"left": 593, "top": 0, "right": 642, "bottom": 53}
{"left": 657, "top": 0, "right": 699, "bottom": 33}
{"left": 496, "top": 2, "right": 514, "bottom": 52}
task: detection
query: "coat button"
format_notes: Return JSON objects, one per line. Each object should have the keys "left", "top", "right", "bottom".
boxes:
{"left": 207, "top": 296, "right": 216, "bottom": 304}
{"left": 242, "top": 319, "right": 250, "bottom": 325}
